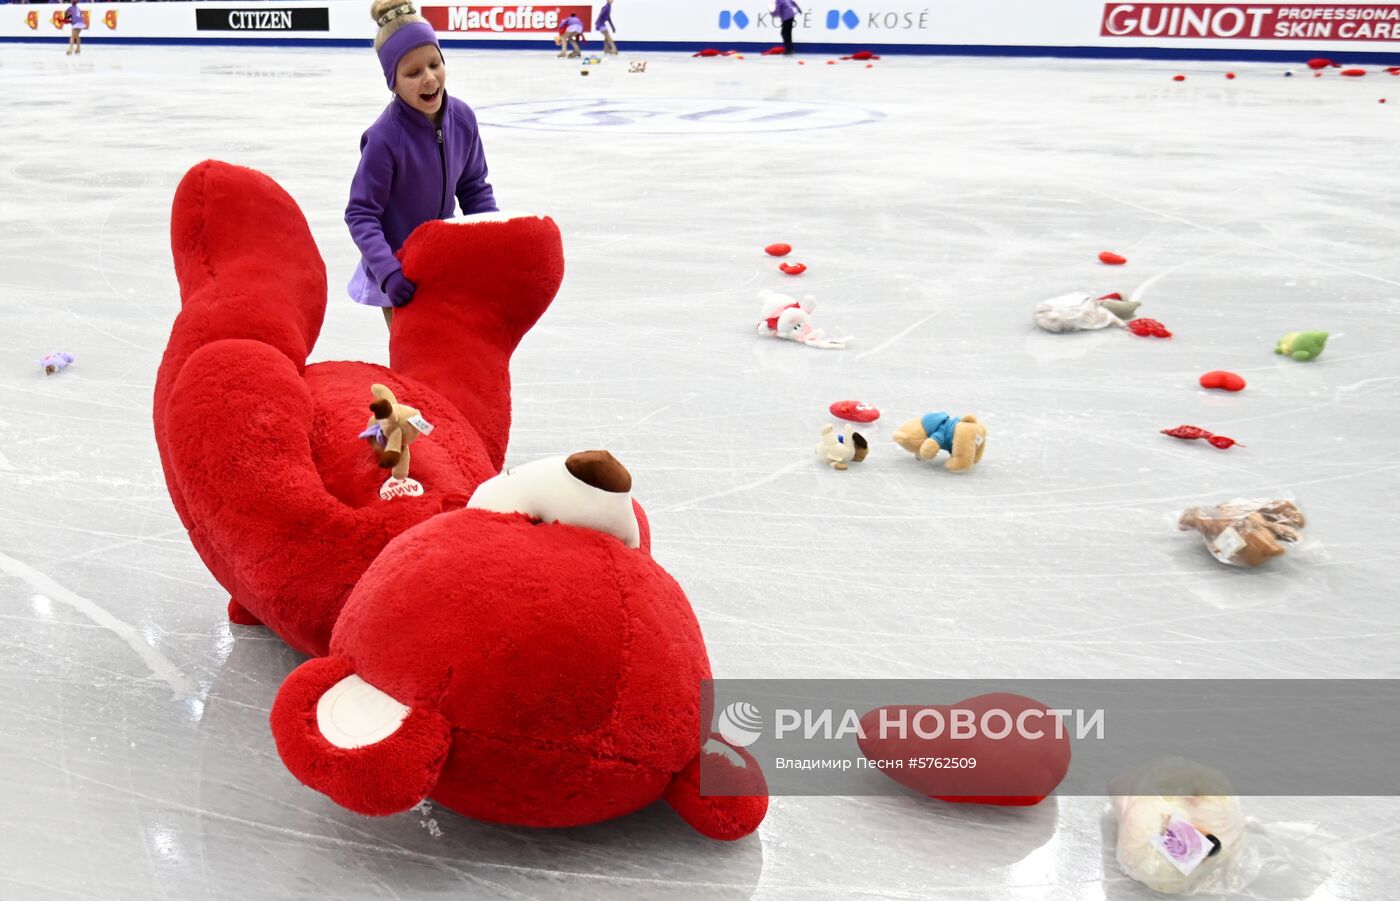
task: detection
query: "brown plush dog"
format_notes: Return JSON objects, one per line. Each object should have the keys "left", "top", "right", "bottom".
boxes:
{"left": 365, "top": 384, "right": 428, "bottom": 482}
{"left": 891, "top": 413, "right": 987, "bottom": 473}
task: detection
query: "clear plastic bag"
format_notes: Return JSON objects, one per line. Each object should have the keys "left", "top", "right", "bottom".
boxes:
{"left": 1109, "top": 757, "right": 1332, "bottom": 897}
{"left": 1178, "top": 499, "right": 1306, "bottom": 568}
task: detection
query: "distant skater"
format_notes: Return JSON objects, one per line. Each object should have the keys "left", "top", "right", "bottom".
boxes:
{"left": 773, "top": 0, "right": 801, "bottom": 54}
{"left": 595, "top": 1, "right": 617, "bottom": 56}
{"left": 65, "top": 1, "right": 86, "bottom": 55}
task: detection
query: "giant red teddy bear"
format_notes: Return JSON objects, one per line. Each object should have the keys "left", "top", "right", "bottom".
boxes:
{"left": 153, "top": 161, "right": 766, "bottom": 840}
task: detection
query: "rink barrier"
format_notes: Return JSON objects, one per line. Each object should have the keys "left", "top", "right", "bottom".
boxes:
{"left": 3, "top": 35, "right": 1400, "bottom": 63}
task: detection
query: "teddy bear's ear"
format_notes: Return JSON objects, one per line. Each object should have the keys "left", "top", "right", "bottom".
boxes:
{"left": 270, "top": 656, "right": 451, "bottom": 816}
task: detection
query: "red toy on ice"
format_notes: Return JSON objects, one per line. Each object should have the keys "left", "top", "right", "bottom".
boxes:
{"left": 830, "top": 400, "right": 880, "bottom": 424}
{"left": 764, "top": 242, "right": 792, "bottom": 256}
{"left": 1162, "top": 425, "right": 1242, "bottom": 449}
{"left": 154, "top": 161, "right": 766, "bottom": 840}
{"left": 1127, "top": 318, "right": 1172, "bottom": 338}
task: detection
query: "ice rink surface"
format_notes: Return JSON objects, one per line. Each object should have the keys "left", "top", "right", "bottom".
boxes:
{"left": 2, "top": 40, "right": 1400, "bottom": 900}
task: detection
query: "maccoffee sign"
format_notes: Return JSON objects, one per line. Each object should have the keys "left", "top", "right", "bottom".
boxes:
{"left": 421, "top": 5, "right": 592, "bottom": 33}
{"left": 1102, "top": 3, "right": 1400, "bottom": 40}
{"left": 194, "top": 7, "right": 330, "bottom": 32}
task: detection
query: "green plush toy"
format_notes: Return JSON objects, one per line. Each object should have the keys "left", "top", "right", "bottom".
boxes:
{"left": 1275, "top": 331, "right": 1328, "bottom": 361}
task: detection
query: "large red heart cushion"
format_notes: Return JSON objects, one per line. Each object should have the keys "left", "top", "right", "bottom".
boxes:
{"left": 858, "top": 692, "right": 1071, "bottom": 805}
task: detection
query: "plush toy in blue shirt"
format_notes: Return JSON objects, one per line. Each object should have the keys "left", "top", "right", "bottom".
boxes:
{"left": 892, "top": 413, "right": 987, "bottom": 472}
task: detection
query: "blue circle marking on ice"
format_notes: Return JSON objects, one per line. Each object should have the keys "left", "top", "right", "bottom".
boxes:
{"left": 475, "top": 99, "right": 885, "bottom": 134}
{"left": 716, "top": 700, "right": 764, "bottom": 747}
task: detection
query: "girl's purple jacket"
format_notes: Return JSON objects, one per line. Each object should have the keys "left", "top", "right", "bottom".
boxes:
{"left": 345, "top": 92, "right": 497, "bottom": 300}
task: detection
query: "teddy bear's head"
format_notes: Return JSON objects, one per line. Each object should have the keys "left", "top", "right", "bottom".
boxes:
{"left": 270, "top": 502, "right": 711, "bottom": 827}
{"left": 890, "top": 418, "right": 929, "bottom": 455}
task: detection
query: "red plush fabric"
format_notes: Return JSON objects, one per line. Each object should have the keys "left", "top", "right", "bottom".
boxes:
{"left": 159, "top": 160, "right": 763, "bottom": 839}
{"left": 857, "top": 693, "right": 1071, "bottom": 806}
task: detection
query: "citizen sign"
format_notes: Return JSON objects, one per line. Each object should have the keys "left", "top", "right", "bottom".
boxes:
{"left": 194, "top": 8, "right": 331, "bottom": 32}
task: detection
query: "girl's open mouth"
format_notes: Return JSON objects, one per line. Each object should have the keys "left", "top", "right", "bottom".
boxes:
{"left": 420, "top": 88, "right": 441, "bottom": 103}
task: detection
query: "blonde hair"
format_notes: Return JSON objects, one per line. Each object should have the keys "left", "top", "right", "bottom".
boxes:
{"left": 371, "top": 0, "right": 424, "bottom": 50}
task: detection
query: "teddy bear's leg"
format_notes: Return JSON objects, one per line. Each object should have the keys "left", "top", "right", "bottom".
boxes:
{"left": 391, "top": 217, "right": 565, "bottom": 473}
{"left": 945, "top": 423, "right": 980, "bottom": 472}
{"left": 972, "top": 426, "right": 988, "bottom": 463}
{"left": 157, "top": 161, "right": 326, "bottom": 539}
{"left": 917, "top": 438, "right": 942, "bottom": 461}
{"left": 664, "top": 736, "right": 768, "bottom": 840}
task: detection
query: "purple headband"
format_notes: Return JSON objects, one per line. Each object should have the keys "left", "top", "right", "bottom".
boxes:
{"left": 378, "top": 21, "right": 440, "bottom": 89}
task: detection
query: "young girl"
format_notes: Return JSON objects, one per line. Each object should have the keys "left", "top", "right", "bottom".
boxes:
{"left": 65, "top": 1, "right": 86, "bottom": 56}
{"left": 557, "top": 12, "right": 584, "bottom": 58}
{"left": 346, "top": 0, "right": 497, "bottom": 328}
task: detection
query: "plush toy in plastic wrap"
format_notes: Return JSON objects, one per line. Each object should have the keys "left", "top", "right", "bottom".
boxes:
{"left": 1033, "top": 292, "right": 1137, "bottom": 333}
{"left": 1110, "top": 757, "right": 1248, "bottom": 895}
{"left": 1110, "top": 757, "right": 1335, "bottom": 898}
{"left": 1178, "top": 499, "right": 1305, "bottom": 567}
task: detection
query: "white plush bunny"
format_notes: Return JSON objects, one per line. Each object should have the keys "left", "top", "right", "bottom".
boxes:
{"left": 757, "top": 289, "right": 850, "bottom": 349}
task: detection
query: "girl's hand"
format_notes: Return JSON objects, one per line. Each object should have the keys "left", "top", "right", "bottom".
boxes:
{"left": 385, "top": 270, "right": 417, "bottom": 308}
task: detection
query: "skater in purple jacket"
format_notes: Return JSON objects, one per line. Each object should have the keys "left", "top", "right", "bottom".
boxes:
{"left": 347, "top": 0, "right": 498, "bottom": 328}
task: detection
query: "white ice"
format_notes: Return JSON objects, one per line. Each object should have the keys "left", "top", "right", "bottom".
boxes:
{"left": 2, "top": 43, "right": 1400, "bottom": 900}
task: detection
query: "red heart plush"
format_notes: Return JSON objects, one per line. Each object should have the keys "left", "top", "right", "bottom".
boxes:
{"left": 1173, "top": 74, "right": 1186, "bottom": 81}
{"left": 779, "top": 262, "right": 807, "bottom": 275}
{"left": 763, "top": 46, "right": 786, "bottom": 56}
{"left": 1226, "top": 72, "right": 1236, "bottom": 79}
{"left": 1341, "top": 68, "right": 1366, "bottom": 77}
{"left": 1307, "top": 57, "right": 1335, "bottom": 69}
{"left": 829, "top": 400, "right": 880, "bottom": 423}
{"left": 1199, "top": 370, "right": 1246, "bottom": 391}
{"left": 857, "top": 693, "right": 1071, "bottom": 806}
{"left": 765, "top": 243, "right": 792, "bottom": 257}
{"left": 693, "top": 48, "right": 721, "bottom": 58}
{"left": 1099, "top": 251, "right": 1128, "bottom": 265}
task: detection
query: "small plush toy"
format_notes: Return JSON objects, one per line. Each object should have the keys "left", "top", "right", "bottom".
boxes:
{"left": 1096, "top": 292, "right": 1141, "bottom": 321}
{"left": 363, "top": 383, "right": 433, "bottom": 500}
{"left": 1275, "top": 331, "right": 1328, "bottom": 361}
{"left": 1033, "top": 293, "right": 1129, "bottom": 333}
{"left": 891, "top": 413, "right": 986, "bottom": 472}
{"left": 756, "top": 289, "right": 849, "bottom": 349}
{"left": 1178, "top": 499, "right": 1305, "bottom": 567}
{"left": 1110, "top": 757, "right": 1246, "bottom": 895}
{"left": 41, "top": 352, "right": 75, "bottom": 375}
{"left": 815, "top": 423, "right": 868, "bottom": 470}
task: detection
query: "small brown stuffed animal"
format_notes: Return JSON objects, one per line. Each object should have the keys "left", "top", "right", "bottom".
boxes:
{"left": 815, "top": 423, "right": 869, "bottom": 471}
{"left": 1179, "top": 499, "right": 1305, "bottom": 567}
{"left": 363, "top": 384, "right": 432, "bottom": 496}
{"left": 891, "top": 413, "right": 987, "bottom": 472}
